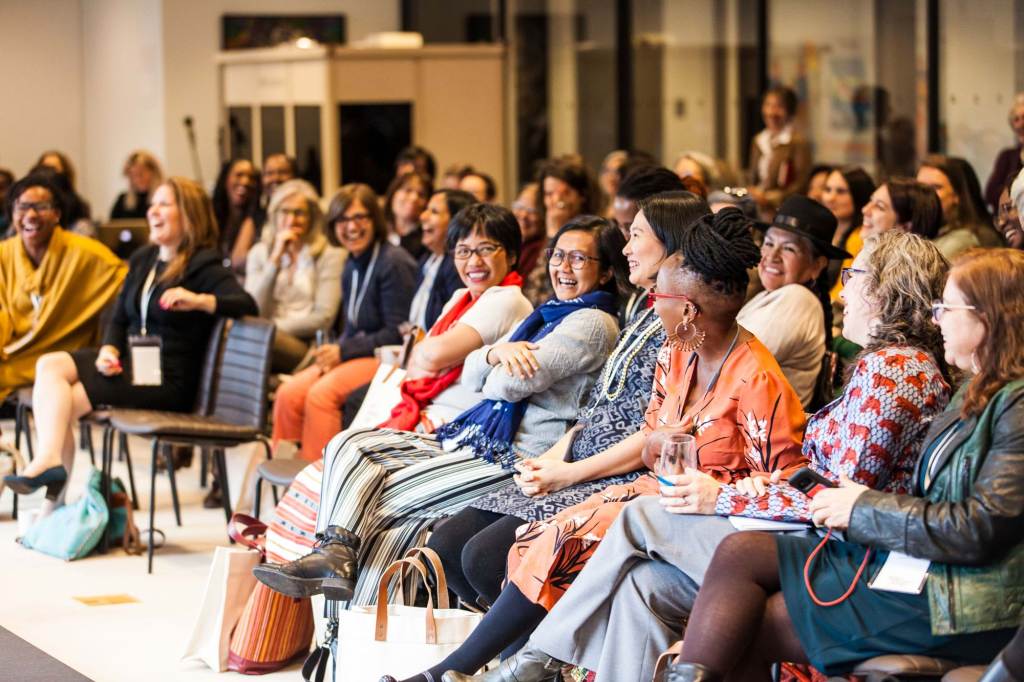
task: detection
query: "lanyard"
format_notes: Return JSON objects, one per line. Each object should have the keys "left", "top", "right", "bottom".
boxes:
{"left": 140, "top": 264, "right": 159, "bottom": 336}
{"left": 346, "top": 242, "right": 380, "bottom": 327}
{"left": 685, "top": 327, "right": 741, "bottom": 399}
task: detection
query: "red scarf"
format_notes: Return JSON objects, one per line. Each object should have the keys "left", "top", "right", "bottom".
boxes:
{"left": 379, "top": 271, "right": 524, "bottom": 432}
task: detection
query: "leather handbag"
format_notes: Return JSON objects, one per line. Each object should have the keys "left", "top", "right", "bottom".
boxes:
{"left": 227, "top": 513, "right": 315, "bottom": 674}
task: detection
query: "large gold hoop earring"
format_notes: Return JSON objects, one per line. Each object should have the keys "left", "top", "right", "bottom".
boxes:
{"left": 670, "top": 319, "right": 706, "bottom": 352}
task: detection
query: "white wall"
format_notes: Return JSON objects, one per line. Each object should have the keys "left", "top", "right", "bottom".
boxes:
{"left": 160, "top": 0, "right": 399, "bottom": 193}
{"left": 82, "top": 0, "right": 165, "bottom": 219}
{"left": 941, "top": 0, "right": 1018, "bottom": 185}
{"left": 0, "top": 0, "right": 84, "bottom": 182}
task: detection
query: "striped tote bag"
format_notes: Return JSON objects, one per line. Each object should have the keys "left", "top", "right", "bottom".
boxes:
{"left": 227, "top": 509, "right": 316, "bottom": 674}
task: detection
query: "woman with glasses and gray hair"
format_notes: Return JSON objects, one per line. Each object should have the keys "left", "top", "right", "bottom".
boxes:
{"left": 244, "top": 179, "right": 345, "bottom": 373}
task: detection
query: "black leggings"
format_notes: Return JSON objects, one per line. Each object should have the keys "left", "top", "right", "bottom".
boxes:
{"left": 426, "top": 507, "right": 523, "bottom": 607}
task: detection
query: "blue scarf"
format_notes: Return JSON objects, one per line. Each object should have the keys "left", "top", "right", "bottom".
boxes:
{"left": 436, "top": 290, "right": 618, "bottom": 469}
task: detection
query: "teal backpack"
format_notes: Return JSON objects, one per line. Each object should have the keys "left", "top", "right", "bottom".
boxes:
{"left": 20, "top": 467, "right": 129, "bottom": 561}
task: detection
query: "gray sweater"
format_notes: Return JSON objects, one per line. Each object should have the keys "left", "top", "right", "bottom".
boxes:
{"left": 461, "top": 307, "right": 619, "bottom": 458}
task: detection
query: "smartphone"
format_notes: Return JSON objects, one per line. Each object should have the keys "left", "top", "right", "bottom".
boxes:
{"left": 789, "top": 467, "right": 836, "bottom": 498}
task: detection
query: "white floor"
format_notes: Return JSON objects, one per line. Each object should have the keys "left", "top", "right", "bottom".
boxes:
{"left": 0, "top": 423, "right": 303, "bottom": 681}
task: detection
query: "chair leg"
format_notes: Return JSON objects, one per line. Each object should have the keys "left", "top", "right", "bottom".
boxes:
{"left": 82, "top": 421, "right": 95, "bottom": 466}
{"left": 15, "top": 404, "right": 34, "bottom": 462}
{"left": 199, "top": 447, "right": 208, "bottom": 488}
{"left": 163, "top": 444, "right": 182, "bottom": 527}
{"left": 271, "top": 485, "right": 279, "bottom": 507}
{"left": 99, "top": 426, "right": 112, "bottom": 554}
{"left": 120, "top": 432, "right": 138, "bottom": 510}
{"left": 254, "top": 477, "right": 263, "bottom": 519}
{"left": 213, "top": 448, "right": 233, "bottom": 525}
{"left": 148, "top": 439, "right": 159, "bottom": 574}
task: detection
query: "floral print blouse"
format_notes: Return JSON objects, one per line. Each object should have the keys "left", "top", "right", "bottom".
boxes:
{"left": 715, "top": 346, "right": 950, "bottom": 521}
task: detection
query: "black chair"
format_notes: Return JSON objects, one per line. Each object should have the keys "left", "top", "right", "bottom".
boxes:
{"left": 252, "top": 458, "right": 308, "bottom": 518}
{"left": 106, "top": 317, "right": 276, "bottom": 573}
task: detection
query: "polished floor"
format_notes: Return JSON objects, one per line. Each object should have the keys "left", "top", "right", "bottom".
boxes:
{"left": 0, "top": 423, "right": 302, "bottom": 681}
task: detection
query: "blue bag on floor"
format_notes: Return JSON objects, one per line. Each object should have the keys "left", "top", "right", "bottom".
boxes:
{"left": 20, "top": 467, "right": 109, "bottom": 561}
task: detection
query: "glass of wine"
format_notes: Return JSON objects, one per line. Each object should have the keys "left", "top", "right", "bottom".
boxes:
{"left": 657, "top": 432, "right": 697, "bottom": 482}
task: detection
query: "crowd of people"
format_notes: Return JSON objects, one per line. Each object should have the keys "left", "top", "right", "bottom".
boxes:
{"left": 1, "top": 83, "right": 1024, "bottom": 682}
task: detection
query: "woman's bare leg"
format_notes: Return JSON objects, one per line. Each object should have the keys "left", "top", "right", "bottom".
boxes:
{"left": 23, "top": 352, "right": 93, "bottom": 476}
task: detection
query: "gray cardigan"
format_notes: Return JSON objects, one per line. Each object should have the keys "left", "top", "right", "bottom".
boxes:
{"left": 461, "top": 307, "right": 620, "bottom": 458}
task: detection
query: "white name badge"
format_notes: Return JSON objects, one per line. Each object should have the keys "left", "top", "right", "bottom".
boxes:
{"left": 128, "top": 335, "right": 162, "bottom": 386}
{"left": 868, "top": 551, "right": 931, "bottom": 594}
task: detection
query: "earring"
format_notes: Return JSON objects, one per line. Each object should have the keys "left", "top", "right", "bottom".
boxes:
{"left": 669, "top": 319, "right": 706, "bottom": 352}
{"left": 971, "top": 351, "right": 981, "bottom": 374}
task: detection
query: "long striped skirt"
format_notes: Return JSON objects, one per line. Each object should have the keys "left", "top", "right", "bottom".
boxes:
{"left": 317, "top": 427, "right": 513, "bottom": 606}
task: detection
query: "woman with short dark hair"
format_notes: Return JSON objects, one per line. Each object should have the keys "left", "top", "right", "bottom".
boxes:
{"left": 255, "top": 213, "right": 624, "bottom": 614}
{"left": 271, "top": 183, "right": 418, "bottom": 461}
{"left": 861, "top": 177, "right": 944, "bottom": 240}
{"left": 747, "top": 86, "right": 812, "bottom": 211}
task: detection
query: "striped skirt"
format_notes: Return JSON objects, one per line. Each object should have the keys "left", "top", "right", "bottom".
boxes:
{"left": 317, "top": 427, "right": 513, "bottom": 606}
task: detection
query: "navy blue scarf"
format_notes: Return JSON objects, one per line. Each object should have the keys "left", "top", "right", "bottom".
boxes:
{"left": 436, "top": 290, "right": 617, "bottom": 469}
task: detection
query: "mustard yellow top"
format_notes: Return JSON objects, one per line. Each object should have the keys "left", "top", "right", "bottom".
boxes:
{"left": 830, "top": 226, "right": 863, "bottom": 301}
{"left": 0, "top": 228, "right": 127, "bottom": 399}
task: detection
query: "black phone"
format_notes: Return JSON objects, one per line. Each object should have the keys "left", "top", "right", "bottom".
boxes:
{"left": 789, "top": 467, "right": 836, "bottom": 498}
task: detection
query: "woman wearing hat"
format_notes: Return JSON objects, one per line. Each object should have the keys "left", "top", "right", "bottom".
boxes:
{"left": 736, "top": 194, "right": 849, "bottom": 409}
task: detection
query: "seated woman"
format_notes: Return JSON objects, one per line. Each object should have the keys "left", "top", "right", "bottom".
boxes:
{"left": 0, "top": 173, "right": 127, "bottom": 401}
{"left": 263, "top": 204, "right": 530, "bottom": 563}
{"left": 424, "top": 190, "right": 707, "bottom": 612}
{"left": 244, "top": 179, "right": 345, "bottom": 373}
{"left": 394, "top": 209, "right": 810, "bottom": 682}
{"left": 254, "top": 215, "right": 625, "bottom": 607}
{"left": 407, "top": 189, "right": 476, "bottom": 334}
{"left": 918, "top": 155, "right": 1003, "bottom": 259}
{"left": 822, "top": 166, "right": 875, "bottom": 300}
{"left": 385, "top": 171, "right": 432, "bottom": 259}
{"left": 110, "top": 150, "right": 163, "bottom": 220}
{"left": 3, "top": 177, "right": 257, "bottom": 501}
{"left": 212, "top": 158, "right": 259, "bottom": 273}
{"left": 736, "top": 195, "right": 844, "bottom": 408}
{"left": 488, "top": 230, "right": 952, "bottom": 682}
{"left": 272, "top": 183, "right": 417, "bottom": 462}
{"left": 861, "top": 177, "right": 943, "bottom": 242}
{"left": 661, "top": 247, "right": 1024, "bottom": 681}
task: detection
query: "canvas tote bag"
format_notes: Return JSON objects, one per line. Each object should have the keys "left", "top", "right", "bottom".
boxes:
{"left": 335, "top": 547, "right": 481, "bottom": 681}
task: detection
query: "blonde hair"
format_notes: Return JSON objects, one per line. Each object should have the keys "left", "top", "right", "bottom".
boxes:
{"left": 122, "top": 150, "right": 164, "bottom": 212}
{"left": 159, "top": 177, "right": 218, "bottom": 285}
{"left": 262, "top": 179, "right": 327, "bottom": 257}
{"left": 859, "top": 230, "right": 948, "bottom": 367}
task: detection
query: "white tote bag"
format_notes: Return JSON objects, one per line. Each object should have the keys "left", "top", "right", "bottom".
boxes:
{"left": 335, "top": 548, "right": 482, "bottom": 681}
{"left": 181, "top": 544, "right": 261, "bottom": 671}
{"left": 349, "top": 363, "right": 407, "bottom": 430}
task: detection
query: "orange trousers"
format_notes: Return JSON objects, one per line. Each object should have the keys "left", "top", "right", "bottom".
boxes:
{"left": 272, "top": 357, "right": 380, "bottom": 461}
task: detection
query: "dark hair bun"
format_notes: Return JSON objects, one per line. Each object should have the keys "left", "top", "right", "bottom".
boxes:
{"left": 678, "top": 207, "right": 761, "bottom": 294}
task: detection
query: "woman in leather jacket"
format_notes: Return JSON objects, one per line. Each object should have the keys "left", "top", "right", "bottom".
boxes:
{"left": 662, "top": 247, "right": 1024, "bottom": 682}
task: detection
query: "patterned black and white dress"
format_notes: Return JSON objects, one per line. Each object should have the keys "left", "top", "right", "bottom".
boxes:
{"left": 471, "top": 306, "right": 664, "bottom": 522}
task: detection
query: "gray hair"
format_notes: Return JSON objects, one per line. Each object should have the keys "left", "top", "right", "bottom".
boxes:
{"left": 262, "top": 178, "right": 327, "bottom": 256}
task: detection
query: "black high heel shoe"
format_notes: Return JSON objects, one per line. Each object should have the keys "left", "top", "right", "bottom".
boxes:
{"left": 4, "top": 465, "right": 67, "bottom": 496}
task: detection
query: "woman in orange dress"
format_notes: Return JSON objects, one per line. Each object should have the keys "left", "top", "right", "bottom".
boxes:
{"left": 387, "top": 208, "right": 809, "bottom": 682}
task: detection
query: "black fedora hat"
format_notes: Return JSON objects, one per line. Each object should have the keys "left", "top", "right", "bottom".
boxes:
{"left": 769, "top": 195, "right": 851, "bottom": 260}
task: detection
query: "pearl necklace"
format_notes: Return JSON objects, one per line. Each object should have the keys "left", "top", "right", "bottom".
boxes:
{"left": 598, "top": 307, "right": 663, "bottom": 402}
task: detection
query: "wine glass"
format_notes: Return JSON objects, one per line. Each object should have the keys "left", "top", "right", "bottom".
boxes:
{"left": 657, "top": 433, "right": 697, "bottom": 482}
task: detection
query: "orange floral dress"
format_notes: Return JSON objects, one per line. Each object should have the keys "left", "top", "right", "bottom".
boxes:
{"left": 505, "top": 335, "right": 808, "bottom": 610}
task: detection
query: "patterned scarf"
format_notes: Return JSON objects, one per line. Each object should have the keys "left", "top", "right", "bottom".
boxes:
{"left": 436, "top": 289, "right": 618, "bottom": 469}
{"left": 379, "top": 271, "right": 523, "bottom": 432}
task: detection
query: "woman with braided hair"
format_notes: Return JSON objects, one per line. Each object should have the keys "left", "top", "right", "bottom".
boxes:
{"left": 384, "top": 204, "right": 810, "bottom": 682}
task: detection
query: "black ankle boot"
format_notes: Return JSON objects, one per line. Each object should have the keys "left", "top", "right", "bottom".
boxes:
{"left": 440, "top": 643, "right": 564, "bottom": 681}
{"left": 253, "top": 526, "right": 360, "bottom": 600}
{"left": 657, "top": 662, "right": 721, "bottom": 682}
